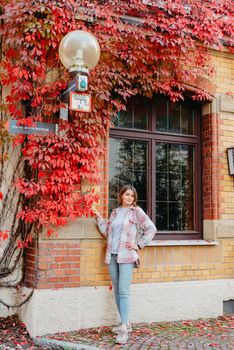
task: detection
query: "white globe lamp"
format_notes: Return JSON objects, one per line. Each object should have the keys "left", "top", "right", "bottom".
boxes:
{"left": 59, "top": 30, "right": 100, "bottom": 74}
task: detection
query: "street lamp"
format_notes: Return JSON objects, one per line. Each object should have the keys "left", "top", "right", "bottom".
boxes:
{"left": 59, "top": 30, "right": 100, "bottom": 116}
{"left": 59, "top": 30, "right": 100, "bottom": 72}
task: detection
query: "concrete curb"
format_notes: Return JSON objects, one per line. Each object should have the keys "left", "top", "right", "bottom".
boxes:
{"left": 33, "top": 337, "right": 105, "bottom": 350}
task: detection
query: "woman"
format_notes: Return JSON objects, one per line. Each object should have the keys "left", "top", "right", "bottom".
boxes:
{"left": 94, "top": 184, "right": 157, "bottom": 344}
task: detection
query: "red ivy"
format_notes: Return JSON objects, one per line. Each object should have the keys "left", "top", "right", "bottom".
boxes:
{"left": 0, "top": 230, "right": 9, "bottom": 241}
{"left": 0, "top": 0, "right": 233, "bottom": 239}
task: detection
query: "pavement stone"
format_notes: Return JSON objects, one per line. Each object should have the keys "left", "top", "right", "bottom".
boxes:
{"left": 33, "top": 337, "right": 104, "bottom": 350}
{"left": 0, "top": 314, "right": 233, "bottom": 349}
{"left": 43, "top": 315, "right": 234, "bottom": 350}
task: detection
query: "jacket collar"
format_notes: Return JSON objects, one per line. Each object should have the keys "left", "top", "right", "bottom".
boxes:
{"left": 113, "top": 205, "right": 136, "bottom": 212}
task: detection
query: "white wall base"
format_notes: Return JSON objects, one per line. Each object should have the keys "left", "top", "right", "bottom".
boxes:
{"left": 19, "top": 279, "right": 234, "bottom": 337}
{"left": 0, "top": 288, "right": 18, "bottom": 318}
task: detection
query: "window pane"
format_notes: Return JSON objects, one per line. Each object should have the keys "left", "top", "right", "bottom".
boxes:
{"left": 113, "top": 99, "right": 133, "bottom": 128}
{"left": 155, "top": 98, "right": 195, "bottom": 135}
{"left": 181, "top": 105, "right": 195, "bottom": 134}
{"left": 168, "top": 102, "right": 180, "bottom": 134}
{"left": 155, "top": 98, "right": 168, "bottom": 132}
{"left": 109, "top": 138, "right": 148, "bottom": 213}
{"left": 113, "top": 96, "right": 148, "bottom": 130}
{"left": 156, "top": 172, "right": 168, "bottom": 201}
{"left": 156, "top": 202, "right": 168, "bottom": 231}
{"left": 134, "top": 96, "right": 148, "bottom": 129}
{"left": 156, "top": 143, "right": 194, "bottom": 231}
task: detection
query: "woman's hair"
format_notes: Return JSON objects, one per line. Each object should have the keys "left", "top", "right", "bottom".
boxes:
{"left": 118, "top": 184, "right": 138, "bottom": 206}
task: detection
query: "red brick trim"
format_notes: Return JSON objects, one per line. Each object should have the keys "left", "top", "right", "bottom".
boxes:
{"left": 202, "top": 112, "right": 220, "bottom": 220}
{"left": 25, "top": 241, "right": 80, "bottom": 289}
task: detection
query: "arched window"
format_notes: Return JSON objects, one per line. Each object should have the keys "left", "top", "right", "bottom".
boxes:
{"left": 109, "top": 95, "right": 202, "bottom": 239}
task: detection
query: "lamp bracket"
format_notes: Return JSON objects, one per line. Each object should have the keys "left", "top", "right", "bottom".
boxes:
{"left": 69, "top": 66, "right": 89, "bottom": 74}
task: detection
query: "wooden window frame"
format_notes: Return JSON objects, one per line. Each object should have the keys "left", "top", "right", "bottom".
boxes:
{"left": 109, "top": 97, "right": 202, "bottom": 240}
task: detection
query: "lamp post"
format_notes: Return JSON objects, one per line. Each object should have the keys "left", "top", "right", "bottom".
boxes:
{"left": 58, "top": 30, "right": 100, "bottom": 118}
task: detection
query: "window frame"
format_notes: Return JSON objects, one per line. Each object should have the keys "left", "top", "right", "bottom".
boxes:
{"left": 109, "top": 96, "right": 202, "bottom": 240}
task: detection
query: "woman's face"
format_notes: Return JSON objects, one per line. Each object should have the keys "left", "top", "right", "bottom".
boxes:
{"left": 121, "top": 189, "right": 135, "bottom": 207}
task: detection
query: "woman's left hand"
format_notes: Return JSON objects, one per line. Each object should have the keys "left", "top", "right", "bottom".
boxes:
{"left": 125, "top": 242, "right": 138, "bottom": 251}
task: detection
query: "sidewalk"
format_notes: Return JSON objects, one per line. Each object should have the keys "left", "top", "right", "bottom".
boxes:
{"left": 0, "top": 314, "right": 233, "bottom": 349}
{"left": 39, "top": 315, "right": 234, "bottom": 349}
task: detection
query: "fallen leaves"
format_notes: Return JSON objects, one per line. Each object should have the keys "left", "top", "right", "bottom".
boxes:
{"left": 0, "top": 315, "right": 51, "bottom": 349}
{"left": 46, "top": 314, "right": 234, "bottom": 349}
{"left": 1, "top": 314, "right": 233, "bottom": 349}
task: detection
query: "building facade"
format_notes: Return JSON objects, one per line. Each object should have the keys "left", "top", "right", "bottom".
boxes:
{"left": 15, "top": 48, "right": 234, "bottom": 336}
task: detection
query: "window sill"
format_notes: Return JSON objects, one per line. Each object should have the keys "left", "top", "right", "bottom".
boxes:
{"left": 148, "top": 240, "right": 219, "bottom": 247}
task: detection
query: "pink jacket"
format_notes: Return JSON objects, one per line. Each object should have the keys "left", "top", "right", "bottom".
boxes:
{"left": 96, "top": 206, "right": 157, "bottom": 265}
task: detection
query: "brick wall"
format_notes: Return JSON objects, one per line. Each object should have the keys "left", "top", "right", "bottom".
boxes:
{"left": 25, "top": 241, "right": 80, "bottom": 289}
{"left": 219, "top": 116, "right": 234, "bottom": 219}
{"left": 80, "top": 48, "right": 234, "bottom": 287}
{"left": 25, "top": 238, "right": 233, "bottom": 289}
{"left": 202, "top": 112, "right": 220, "bottom": 220}
{"left": 80, "top": 239, "right": 234, "bottom": 286}
{"left": 210, "top": 50, "right": 234, "bottom": 220}
{"left": 212, "top": 51, "right": 234, "bottom": 95}
{"left": 24, "top": 50, "right": 234, "bottom": 290}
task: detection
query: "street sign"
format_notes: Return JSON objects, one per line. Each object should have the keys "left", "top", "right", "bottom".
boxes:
{"left": 69, "top": 92, "right": 91, "bottom": 112}
{"left": 5, "top": 120, "right": 56, "bottom": 135}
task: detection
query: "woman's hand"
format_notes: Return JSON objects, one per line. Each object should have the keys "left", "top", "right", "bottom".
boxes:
{"left": 92, "top": 209, "right": 102, "bottom": 219}
{"left": 125, "top": 242, "right": 139, "bottom": 251}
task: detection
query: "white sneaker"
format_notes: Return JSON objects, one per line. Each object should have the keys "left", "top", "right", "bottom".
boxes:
{"left": 115, "top": 324, "right": 128, "bottom": 344}
{"left": 112, "top": 323, "right": 132, "bottom": 333}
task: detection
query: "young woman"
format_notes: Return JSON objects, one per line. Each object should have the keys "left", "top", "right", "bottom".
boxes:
{"left": 95, "top": 184, "right": 157, "bottom": 344}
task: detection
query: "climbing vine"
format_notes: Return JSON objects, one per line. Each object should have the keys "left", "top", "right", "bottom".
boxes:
{"left": 0, "top": 0, "right": 233, "bottom": 292}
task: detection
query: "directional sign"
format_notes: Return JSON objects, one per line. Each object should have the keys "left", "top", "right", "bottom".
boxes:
{"left": 70, "top": 92, "right": 91, "bottom": 112}
{"left": 5, "top": 120, "right": 56, "bottom": 135}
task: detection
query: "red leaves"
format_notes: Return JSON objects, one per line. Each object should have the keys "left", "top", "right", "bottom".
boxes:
{"left": 0, "top": 230, "right": 9, "bottom": 241}
{"left": 1, "top": 0, "right": 233, "bottom": 245}
{"left": 46, "top": 228, "right": 57, "bottom": 237}
{"left": 208, "top": 343, "right": 220, "bottom": 347}
{"left": 0, "top": 192, "right": 3, "bottom": 200}
{"left": 15, "top": 178, "right": 40, "bottom": 198}
{"left": 17, "top": 118, "right": 35, "bottom": 127}
{"left": 17, "top": 240, "right": 25, "bottom": 249}
{"left": 12, "top": 134, "right": 25, "bottom": 146}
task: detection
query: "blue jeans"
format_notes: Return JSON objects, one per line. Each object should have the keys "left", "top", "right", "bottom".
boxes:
{"left": 109, "top": 254, "right": 134, "bottom": 324}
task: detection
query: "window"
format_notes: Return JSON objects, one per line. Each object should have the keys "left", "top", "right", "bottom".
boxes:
{"left": 109, "top": 95, "right": 202, "bottom": 240}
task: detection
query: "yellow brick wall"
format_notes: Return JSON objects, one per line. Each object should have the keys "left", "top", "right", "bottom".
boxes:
{"left": 216, "top": 115, "right": 234, "bottom": 220}
{"left": 80, "top": 239, "right": 234, "bottom": 286}
{"left": 211, "top": 50, "right": 234, "bottom": 95}
{"left": 80, "top": 49, "right": 234, "bottom": 287}
{"left": 211, "top": 50, "right": 234, "bottom": 220}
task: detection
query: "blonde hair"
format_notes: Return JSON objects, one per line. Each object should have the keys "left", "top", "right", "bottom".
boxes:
{"left": 118, "top": 185, "right": 138, "bottom": 206}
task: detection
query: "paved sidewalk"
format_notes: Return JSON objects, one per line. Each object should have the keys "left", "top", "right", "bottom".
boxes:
{"left": 0, "top": 314, "right": 233, "bottom": 349}
{"left": 42, "top": 315, "right": 234, "bottom": 349}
